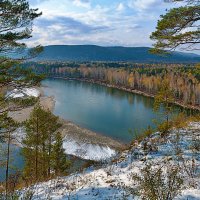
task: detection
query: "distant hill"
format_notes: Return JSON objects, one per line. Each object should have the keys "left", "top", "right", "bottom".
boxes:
{"left": 34, "top": 45, "right": 200, "bottom": 63}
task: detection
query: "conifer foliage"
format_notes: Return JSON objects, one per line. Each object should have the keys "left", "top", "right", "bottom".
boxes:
{"left": 0, "top": 0, "right": 42, "bottom": 54}
{"left": 0, "top": 0, "right": 43, "bottom": 135}
{"left": 150, "top": 0, "right": 200, "bottom": 52}
{"left": 52, "top": 132, "right": 71, "bottom": 176}
{"left": 0, "top": 0, "right": 43, "bottom": 196}
{"left": 22, "top": 105, "right": 69, "bottom": 182}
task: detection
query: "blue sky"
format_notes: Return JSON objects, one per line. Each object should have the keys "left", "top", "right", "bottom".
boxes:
{"left": 27, "top": 0, "right": 182, "bottom": 47}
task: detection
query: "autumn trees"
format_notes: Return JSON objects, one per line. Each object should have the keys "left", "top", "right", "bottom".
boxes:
{"left": 35, "top": 63, "right": 200, "bottom": 107}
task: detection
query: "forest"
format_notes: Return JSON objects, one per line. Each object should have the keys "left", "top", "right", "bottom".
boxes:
{"left": 27, "top": 62, "right": 200, "bottom": 107}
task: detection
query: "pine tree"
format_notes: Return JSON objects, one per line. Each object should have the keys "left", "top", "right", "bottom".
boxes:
{"left": 51, "top": 132, "right": 71, "bottom": 176}
{"left": 154, "top": 79, "right": 175, "bottom": 136}
{"left": 0, "top": 0, "right": 44, "bottom": 136}
{"left": 150, "top": 0, "right": 199, "bottom": 53}
{"left": 0, "top": 0, "right": 42, "bottom": 54}
{"left": 0, "top": 0, "right": 43, "bottom": 197}
{"left": 22, "top": 105, "right": 46, "bottom": 181}
{"left": 0, "top": 0, "right": 43, "bottom": 118}
{"left": 41, "top": 110, "right": 61, "bottom": 177}
{"left": 154, "top": 79, "right": 175, "bottom": 122}
{"left": 0, "top": 113, "right": 18, "bottom": 197}
{"left": 22, "top": 105, "right": 62, "bottom": 182}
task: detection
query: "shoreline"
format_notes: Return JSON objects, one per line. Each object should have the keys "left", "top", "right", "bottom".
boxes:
{"left": 8, "top": 95, "right": 56, "bottom": 123}
{"left": 9, "top": 87, "right": 125, "bottom": 154}
{"left": 59, "top": 118, "right": 124, "bottom": 151}
{"left": 51, "top": 77, "right": 200, "bottom": 112}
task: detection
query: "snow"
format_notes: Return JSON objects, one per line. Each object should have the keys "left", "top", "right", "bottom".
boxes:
{"left": 7, "top": 88, "right": 40, "bottom": 98}
{"left": 175, "top": 189, "right": 200, "bottom": 200}
{"left": 12, "top": 127, "right": 26, "bottom": 146}
{"left": 63, "top": 138, "right": 116, "bottom": 161}
{"left": 12, "top": 129, "right": 116, "bottom": 161}
{"left": 19, "top": 122, "right": 200, "bottom": 199}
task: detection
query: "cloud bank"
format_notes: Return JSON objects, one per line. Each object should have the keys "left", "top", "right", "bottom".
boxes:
{"left": 27, "top": 0, "right": 179, "bottom": 47}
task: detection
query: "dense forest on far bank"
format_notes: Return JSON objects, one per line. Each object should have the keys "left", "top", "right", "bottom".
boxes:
{"left": 25, "top": 62, "right": 200, "bottom": 108}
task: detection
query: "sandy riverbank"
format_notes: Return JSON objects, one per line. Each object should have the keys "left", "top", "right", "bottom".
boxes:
{"left": 8, "top": 96, "right": 55, "bottom": 123}
{"left": 59, "top": 119, "right": 124, "bottom": 150}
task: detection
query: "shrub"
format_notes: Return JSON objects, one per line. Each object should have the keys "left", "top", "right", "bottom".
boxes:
{"left": 157, "top": 121, "right": 172, "bottom": 137}
{"left": 132, "top": 162, "right": 184, "bottom": 200}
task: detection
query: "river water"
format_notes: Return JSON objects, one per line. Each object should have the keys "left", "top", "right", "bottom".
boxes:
{"left": 43, "top": 78, "right": 168, "bottom": 143}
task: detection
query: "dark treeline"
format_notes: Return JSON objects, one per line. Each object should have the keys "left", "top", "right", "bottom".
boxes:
{"left": 25, "top": 62, "right": 200, "bottom": 106}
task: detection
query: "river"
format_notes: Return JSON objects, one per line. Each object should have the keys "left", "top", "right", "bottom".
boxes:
{"left": 0, "top": 78, "right": 181, "bottom": 181}
{"left": 42, "top": 78, "right": 169, "bottom": 143}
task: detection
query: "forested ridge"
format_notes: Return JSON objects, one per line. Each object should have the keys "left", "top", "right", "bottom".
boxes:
{"left": 27, "top": 62, "right": 200, "bottom": 107}
{"left": 32, "top": 45, "right": 200, "bottom": 63}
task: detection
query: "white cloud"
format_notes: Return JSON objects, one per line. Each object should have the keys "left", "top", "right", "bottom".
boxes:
{"left": 128, "top": 0, "right": 164, "bottom": 11}
{"left": 26, "top": 0, "right": 178, "bottom": 48}
{"left": 116, "top": 3, "right": 125, "bottom": 12}
{"left": 72, "top": 0, "right": 91, "bottom": 8}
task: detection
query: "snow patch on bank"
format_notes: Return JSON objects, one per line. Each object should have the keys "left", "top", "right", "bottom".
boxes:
{"left": 12, "top": 129, "right": 116, "bottom": 161}
{"left": 7, "top": 88, "right": 40, "bottom": 98}
{"left": 63, "top": 138, "right": 116, "bottom": 161}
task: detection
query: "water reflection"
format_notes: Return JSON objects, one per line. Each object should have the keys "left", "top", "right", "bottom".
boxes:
{"left": 42, "top": 79, "right": 177, "bottom": 143}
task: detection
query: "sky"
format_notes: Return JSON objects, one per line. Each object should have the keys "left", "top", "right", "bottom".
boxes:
{"left": 27, "top": 0, "right": 183, "bottom": 47}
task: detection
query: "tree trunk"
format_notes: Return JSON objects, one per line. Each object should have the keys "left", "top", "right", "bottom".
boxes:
{"left": 48, "top": 134, "right": 52, "bottom": 177}
{"left": 35, "top": 115, "right": 39, "bottom": 181}
{"left": 5, "top": 131, "right": 11, "bottom": 199}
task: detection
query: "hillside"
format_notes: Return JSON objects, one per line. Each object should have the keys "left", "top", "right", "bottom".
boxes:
{"left": 20, "top": 122, "right": 200, "bottom": 199}
{"left": 34, "top": 45, "right": 200, "bottom": 63}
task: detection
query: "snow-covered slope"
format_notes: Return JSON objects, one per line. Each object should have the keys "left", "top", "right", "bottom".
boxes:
{"left": 20, "top": 122, "right": 200, "bottom": 200}
{"left": 12, "top": 129, "right": 117, "bottom": 161}
{"left": 7, "top": 88, "right": 40, "bottom": 98}
{"left": 63, "top": 138, "right": 116, "bottom": 161}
